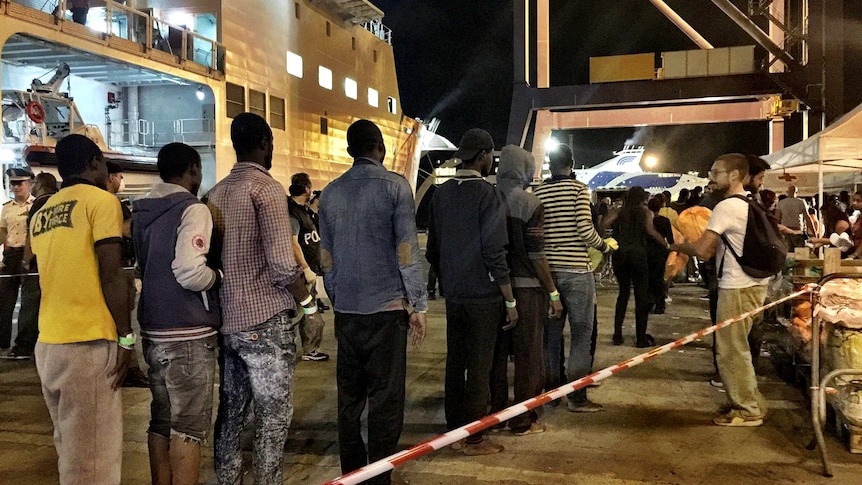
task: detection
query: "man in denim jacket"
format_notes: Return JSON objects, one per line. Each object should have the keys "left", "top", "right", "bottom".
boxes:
{"left": 319, "top": 119, "right": 427, "bottom": 485}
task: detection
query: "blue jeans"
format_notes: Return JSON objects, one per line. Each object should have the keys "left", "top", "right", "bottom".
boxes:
{"left": 545, "top": 271, "right": 595, "bottom": 405}
{"left": 214, "top": 311, "right": 297, "bottom": 485}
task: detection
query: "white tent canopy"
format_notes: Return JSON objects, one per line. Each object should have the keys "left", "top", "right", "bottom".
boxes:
{"left": 763, "top": 102, "right": 862, "bottom": 170}
{"left": 762, "top": 102, "right": 862, "bottom": 196}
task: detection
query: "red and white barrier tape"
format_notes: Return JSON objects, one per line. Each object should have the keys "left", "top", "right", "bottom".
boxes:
{"left": 323, "top": 285, "right": 816, "bottom": 485}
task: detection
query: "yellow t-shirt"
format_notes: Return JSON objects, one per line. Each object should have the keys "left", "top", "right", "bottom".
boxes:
{"left": 30, "top": 183, "right": 123, "bottom": 344}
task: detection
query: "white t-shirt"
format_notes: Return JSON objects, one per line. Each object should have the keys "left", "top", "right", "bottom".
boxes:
{"left": 706, "top": 195, "right": 769, "bottom": 289}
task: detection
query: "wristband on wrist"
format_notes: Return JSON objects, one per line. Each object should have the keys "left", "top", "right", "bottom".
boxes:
{"left": 302, "top": 304, "right": 318, "bottom": 315}
{"left": 549, "top": 290, "right": 560, "bottom": 301}
{"left": 118, "top": 332, "right": 136, "bottom": 349}
{"left": 299, "top": 294, "right": 314, "bottom": 307}
{"left": 505, "top": 299, "right": 517, "bottom": 309}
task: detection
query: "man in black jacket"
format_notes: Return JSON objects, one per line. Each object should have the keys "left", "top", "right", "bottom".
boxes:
{"left": 426, "top": 128, "right": 517, "bottom": 456}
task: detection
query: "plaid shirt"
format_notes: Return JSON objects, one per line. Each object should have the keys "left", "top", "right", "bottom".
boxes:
{"left": 206, "top": 162, "right": 300, "bottom": 333}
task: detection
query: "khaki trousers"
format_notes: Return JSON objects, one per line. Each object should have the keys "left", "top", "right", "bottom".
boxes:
{"left": 715, "top": 285, "right": 768, "bottom": 416}
{"left": 35, "top": 340, "right": 123, "bottom": 485}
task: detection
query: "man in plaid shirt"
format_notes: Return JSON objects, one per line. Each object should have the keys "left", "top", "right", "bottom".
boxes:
{"left": 206, "top": 113, "right": 321, "bottom": 484}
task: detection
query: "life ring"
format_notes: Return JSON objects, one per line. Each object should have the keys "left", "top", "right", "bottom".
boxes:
{"left": 25, "top": 101, "right": 46, "bottom": 124}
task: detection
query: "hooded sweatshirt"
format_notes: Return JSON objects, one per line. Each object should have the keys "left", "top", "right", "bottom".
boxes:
{"left": 496, "top": 145, "right": 545, "bottom": 288}
{"left": 132, "top": 182, "right": 221, "bottom": 341}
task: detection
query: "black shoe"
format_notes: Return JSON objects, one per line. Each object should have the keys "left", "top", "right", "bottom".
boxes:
{"left": 122, "top": 367, "right": 149, "bottom": 388}
{"left": 317, "top": 298, "right": 330, "bottom": 311}
{"left": 612, "top": 334, "right": 624, "bottom": 346}
{"left": 1, "top": 347, "right": 32, "bottom": 360}
{"left": 636, "top": 334, "right": 656, "bottom": 348}
{"left": 428, "top": 290, "right": 436, "bottom": 301}
{"left": 653, "top": 305, "right": 665, "bottom": 315}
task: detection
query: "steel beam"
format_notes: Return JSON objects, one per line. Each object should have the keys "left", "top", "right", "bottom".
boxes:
{"left": 711, "top": 0, "right": 799, "bottom": 70}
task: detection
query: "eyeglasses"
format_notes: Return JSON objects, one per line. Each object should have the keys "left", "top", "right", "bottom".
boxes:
{"left": 707, "top": 169, "right": 728, "bottom": 177}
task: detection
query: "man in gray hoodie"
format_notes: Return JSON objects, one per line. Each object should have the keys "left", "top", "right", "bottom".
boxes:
{"left": 490, "top": 146, "right": 562, "bottom": 435}
{"left": 133, "top": 142, "right": 222, "bottom": 485}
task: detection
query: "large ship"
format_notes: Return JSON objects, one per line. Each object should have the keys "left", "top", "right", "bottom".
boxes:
{"left": 0, "top": 0, "right": 421, "bottom": 202}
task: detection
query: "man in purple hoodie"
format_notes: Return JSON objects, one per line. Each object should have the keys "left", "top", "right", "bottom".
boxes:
{"left": 133, "top": 142, "right": 222, "bottom": 484}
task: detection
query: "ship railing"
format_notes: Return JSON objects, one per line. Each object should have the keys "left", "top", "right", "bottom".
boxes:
{"left": 362, "top": 18, "right": 392, "bottom": 45}
{"left": 3, "top": 1, "right": 226, "bottom": 75}
{"left": 114, "top": 118, "right": 215, "bottom": 149}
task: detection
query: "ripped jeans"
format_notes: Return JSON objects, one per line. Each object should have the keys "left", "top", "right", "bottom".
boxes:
{"left": 214, "top": 310, "right": 297, "bottom": 485}
{"left": 144, "top": 334, "right": 218, "bottom": 442}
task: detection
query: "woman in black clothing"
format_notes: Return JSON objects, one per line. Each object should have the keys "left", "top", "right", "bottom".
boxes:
{"left": 601, "top": 187, "right": 669, "bottom": 347}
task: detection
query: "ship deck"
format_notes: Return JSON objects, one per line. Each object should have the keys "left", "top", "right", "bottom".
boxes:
{"left": 2, "top": 276, "right": 862, "bottom": 483}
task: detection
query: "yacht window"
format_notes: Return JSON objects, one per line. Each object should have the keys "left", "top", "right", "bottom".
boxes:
{"left": 387, "top": 96, "right": 397, "bottom": 115}
{"left": 368, "top": 88, "right": 378, "bottom": 108}
{"left": 318, "top": 66, "right": 332, "bottom": 90}
{"left": 249, "top": 89, "right": 266, "bottom": 119}
{"left": 287, "top": 51, "right": 303, "bottom": 78}
{"left": 344, "top": 78, "right": 357, "bottom": 100}
{"left": 270, "top": 95, "right": 285, "bottom": 130}
{"left": 226, "top": 83, "right": 245, "bottom": 118}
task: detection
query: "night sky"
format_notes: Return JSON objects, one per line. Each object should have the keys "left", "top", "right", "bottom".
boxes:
{"left": 373, "top": 0, "right": 788, "bottom": 174}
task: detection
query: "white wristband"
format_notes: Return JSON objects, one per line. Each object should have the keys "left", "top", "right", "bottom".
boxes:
{"left": 505, "top": 299, "right": 517, "bottom": 309}
{"left": 299, "top": 294, "right": 314, "bottom": 307}
{"left": 302, "top": 304, "right": 318, "bottom": 315}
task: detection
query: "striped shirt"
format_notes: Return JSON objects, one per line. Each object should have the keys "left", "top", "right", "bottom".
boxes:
{"left": 533, "top": 176, "right": 608, "bottom": 270}
{"left": 206, "top": 162, "right": 301, "bottom": 334}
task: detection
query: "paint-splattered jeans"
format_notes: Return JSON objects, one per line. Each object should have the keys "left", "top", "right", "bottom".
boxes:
{"left": 214, "top": 310, "right": 297, "bottom": 485}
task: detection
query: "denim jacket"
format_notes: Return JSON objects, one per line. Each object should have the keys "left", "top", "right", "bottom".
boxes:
{"left": 319, "top": 157, "right": 428, "bottom": 314}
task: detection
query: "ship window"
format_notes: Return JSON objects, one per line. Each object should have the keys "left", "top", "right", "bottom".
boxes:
{"left": 249, "top": 89, "right": 266, "bottom": 119}
{"left": 344, "top": 78, "right": 358, "bottom": 100}
{"left": 320, "top": 116, "right": 328, "bottom": 135}
{"left": 226, "top": 82, "right": 245, "bottom": 119}
{"left": 270, "top": 95, "right": 285, "bottom": 130}
{"left": 287, "top": 51, "right": 303, "bottom": 78}
{"left": 373, "top": 49, "right": 378, "bottom": 63}
{"left": 294, "top": 2, "right": 300, "bottom": 19}
{"left": 326, "top": 21, "right": 331, "bottom": 37}
{"left": 387, "top": 96, "right": 397, "bottom": 114}
{"left": 318, "top": 66, "right": 332, "bottom": 90}
{"left": 368, "top": 88, "right": 379, "bottom": 107}
{"left": 352, "top": 37, "right": 356, "bottom": 51}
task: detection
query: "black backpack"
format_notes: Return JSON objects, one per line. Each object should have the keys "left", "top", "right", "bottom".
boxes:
{"left": 720, "top": 194, "right": 787, "bottom": 279}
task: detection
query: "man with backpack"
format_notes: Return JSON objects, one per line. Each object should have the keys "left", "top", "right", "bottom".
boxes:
{"left": 672, "top": 153, "right": 785, "bottom": 427}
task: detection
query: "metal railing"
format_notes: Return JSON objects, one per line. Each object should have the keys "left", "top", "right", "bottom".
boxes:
{"left": 114, "top": 118, "right": 215, "bottom": 149}
{"left": 362, "top": 19, "right": 392, "bottom": 45}
{"left": 4, "top": 1, "right": 225, "bottom": 74}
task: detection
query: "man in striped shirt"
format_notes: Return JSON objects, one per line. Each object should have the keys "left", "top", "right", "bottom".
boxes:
{"left": 534, "top": 145, "right": 612, "bottom": 413}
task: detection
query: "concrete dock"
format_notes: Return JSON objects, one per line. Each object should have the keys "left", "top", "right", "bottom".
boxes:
{"left": 1, "top": 283, "right": 861, "bottom": 484}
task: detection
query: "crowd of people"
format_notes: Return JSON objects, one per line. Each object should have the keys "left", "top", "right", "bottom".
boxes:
{"left": 1, "top": 112, "right": 862, "bottom": 484}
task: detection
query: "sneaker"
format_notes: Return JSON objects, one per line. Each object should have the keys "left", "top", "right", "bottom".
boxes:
{"left": 449, "top": 439, "right": 466, "bottom": 451}
{"left": 1, "top": 348, "right": 32, "bottom": 360}
{"left": 512, "top": 422, "right": 546, "bottom": 436}
{"left": 487, "top": 422, "right": 506, "bottom": 433}
{"left": 566, "top": 400, "right": 604, "bottom": 413}
{"left": 301, "top": 351, "right": 330, "bottom": 362}
{"left": 122, "top": 367, "right": 149, "bottom": 388}
{"left": 427, "top": 290, "right": 436, "bottom": 301}
{"left": 699, "top": 294, "right": 710, "bottom": 301}
{"left": 461, "top": 439, "right": 504, "bottom": 456}
{"left": 664, "top": 296, "right": 673, "bottom": 303}
{"left": 587, "top": 380, "right": 603, "bottom": 388}
{"left": 712, "top": 409, "right": 763, "bottom": 427}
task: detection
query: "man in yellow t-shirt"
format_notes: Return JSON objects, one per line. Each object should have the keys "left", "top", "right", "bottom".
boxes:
{"left": 29, "top": 134, "right": 132, "bottom": 484}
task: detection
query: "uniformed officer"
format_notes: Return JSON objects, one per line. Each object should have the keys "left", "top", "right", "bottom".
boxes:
{"left": 0, "top": 167, "right": 35, "bottom": 352}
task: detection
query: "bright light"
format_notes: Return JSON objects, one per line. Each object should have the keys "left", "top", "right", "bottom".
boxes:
{"left": 544, "top": 138, "right": 560, "bottom": 153}
{"left": 196, "top": 86, "right": 205, "bottom": 101}
{"left": 0, "top": 148, "right": 15, "bottom": 163}
{"left": 287, "top": 51, "right": 303, "bottom": 78}
{"left": 344, "top": 78, "right": 357, "bottom": 100}
{"left": 367, "top": 88, "right": 379, "bottom": 107}
{"left": 644, "top": 155, "right": 659, "bottom": 168}
{"left": 166, "top": 11, "right": 194, "bottom": 29}
{"left": 318, "top": 66, "right": 332, "bottom": 90}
